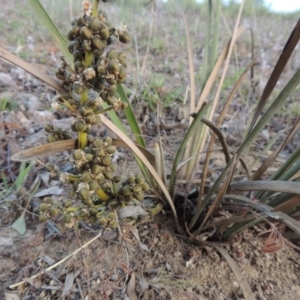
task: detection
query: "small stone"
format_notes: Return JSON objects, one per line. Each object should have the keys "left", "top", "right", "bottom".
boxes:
{"left": 173, "top": 251, "right": 182, "bottom": 257}
{"left": 145, "top": 260, "right": 153, "bottom": 269}
{"left": 157, "top": 253, "right": 164, "bottom": 260}
{"left": 166, "top": 262, "right": 171, "bottom": 272}
{"left": 152, "top": 237, "right": 159, "bottom": 245}
{"left": 235, "top": 250, "right": 245, "bottom": 260}
{"left": 140, "top": 230, "right": 149, "bottom": 237}
{"left": 111, "top": 273, "right": 118, "bottom": 281}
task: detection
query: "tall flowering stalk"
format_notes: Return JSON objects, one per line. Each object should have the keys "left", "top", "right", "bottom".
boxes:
{"left": 40, "top": 0, "right": 149, "bottom": 228}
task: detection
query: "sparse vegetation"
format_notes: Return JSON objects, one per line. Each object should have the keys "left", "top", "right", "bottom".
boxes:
{"left": 1, "top": 0, "right": 300, "bottom": 299}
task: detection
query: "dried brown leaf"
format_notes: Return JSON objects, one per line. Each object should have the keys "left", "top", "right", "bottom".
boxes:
{"left": 126, "top": 272, "right": 138, "bottom": 300}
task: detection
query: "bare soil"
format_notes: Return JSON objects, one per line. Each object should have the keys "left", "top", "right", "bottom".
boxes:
{"left": 1, "top": 215, "right": 300, "bottom": 299}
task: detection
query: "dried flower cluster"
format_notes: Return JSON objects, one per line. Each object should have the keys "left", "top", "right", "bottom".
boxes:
{"left": 39, "top": 0, "right": 149, "bottom": 228}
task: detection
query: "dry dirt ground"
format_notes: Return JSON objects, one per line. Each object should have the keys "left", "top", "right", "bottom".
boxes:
{"left": 1, "top": 1, "right": 300, "bottom": 300}
{"left": 1, "top": 214, "right": 300, "bottom": 300}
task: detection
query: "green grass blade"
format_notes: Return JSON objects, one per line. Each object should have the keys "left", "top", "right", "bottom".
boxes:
{"left": 190, "top": 67, "right": 300, "bottom": 230}
{"left": 247, "top": 18, "right": 300, "bottom": 134}
{"left": 229, "top": 181, "right": 300, "bottom": 195}
{"left": 169, "top": 101, "right": 211, "bottom": 198}
{"left": 252, "top": 117, "right": 300, "bottom": 181}
{"left": 1, "top": 171, "right": 9, "bottom": 190}
{"left": 102, "top": 102, "right": 128, "bottom": 134}
{"left": 222, "top": 199, "right": 300, "bottom": 240}
{"left": 189, "top": 155, "right": 237, "bottom": 230}
{"left": 117, "top": 84, "right": 146, "bottom": 148}
{"left": 200, "top": 0, "right": 212, "bottom": 88}
{"left": 28, "top": 0, "right": 73, "bottom": 64}
{"left": 210, "top": 0, "right": 221, "bottom": 73}
{"left": 15, "top": 162, "right": 34, "bottom": 190}
{"left": 249, "top": 130, "right": 284, "bottom": 179}
{"left": 236, "top": 67, "right": 300, "bottom": 159}
{"left": 257, "top": 149, "right": 300, "bottom": 201}
{"left": 116, "top": 84, "right": 149, "bottom": 181}
{"left": 224, "top": 194, "right": 282, "bottom": 219}
{"left": 268, "top": 147, "right": 300, "bottom": 182}
{"left": 268, "top": 192, "right": 300, "bottom": 209}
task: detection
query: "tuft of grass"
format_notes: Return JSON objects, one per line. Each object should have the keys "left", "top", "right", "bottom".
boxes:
{"left": 0, "top": 95, "right": 17, "bottom": 111}
{"left": 1, "top": 162, "right": 36, "bottom": 235}
{"left": 140, "top": 74, "right": 185, "bottom": 111}
{"left": 2, "top": 1, "right": 300, "bottom": 297}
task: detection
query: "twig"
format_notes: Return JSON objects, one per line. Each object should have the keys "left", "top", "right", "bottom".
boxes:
{"left": 119, "top": 223, "right": 130, "bottom": 293}
{"left": 75, "top": 226, "right": 92, "bottom": 297}
{"left": 9, "top": 230, "right": 104, "bottom": 289}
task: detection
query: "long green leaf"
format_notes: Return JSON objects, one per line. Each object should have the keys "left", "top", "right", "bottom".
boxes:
{"left": 28, "top": 0, "right": 73, "bottom": 64}
{"left": 115, "top": 85, "right": 150, "bottom": 182}
{"left": 229, "top": 181, "right": 300, "bottom": 195}
{"left": 169, "top": 101, "right": 211, "bottom": 198}
{"left": 117, "top": 84, "right": 146, "bottom": 148}
{"left": 190, "top": 66, "right": 300, "bottom": 230}
{"left": 258, "top": 151, "right": 300, "bottom": 201}
{"left": 247, "top": 17, "right": 300, "bottom": 134}
{"left": 252, "top": 116, "right": 300, "bottom": 181}
{"left": 222, "top": 197, "right": 300, "bottom": 240}
{"left": 201, "top": 194, "right": 299, "bottom": 233}
{"left": 198, "top": 55, "right": 257, "bottom": 204}
{"left": 101, "top": 103, "right": 128, "bottom": 134}
{"left": 200, "top": 0, "right": 212, "bottom": 88}
{"left": 210, "top": 0, "right": 221, "bottom": 73}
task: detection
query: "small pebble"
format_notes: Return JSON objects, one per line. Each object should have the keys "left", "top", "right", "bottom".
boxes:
{"left": 140, "top": 230, "right": 149, "bottom": 237}
{"left": 166, "top": 262, "right": 171, "bottom": 272}
{"left": 153, "top": 237, "right": 159, "bottom": 245}
{"left": 173, "top": 251, "right": 182, "bottom": 257}
{"left": 111, "top": 273, "right": 118, "bottom": 281}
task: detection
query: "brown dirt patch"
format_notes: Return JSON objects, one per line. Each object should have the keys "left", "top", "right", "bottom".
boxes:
{"left": 1, "top": 216, "right": 300, "bottom": 299}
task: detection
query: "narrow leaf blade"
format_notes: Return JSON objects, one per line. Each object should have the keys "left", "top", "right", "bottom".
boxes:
{"left": 28, "top": 0, "right": 73, "bottom": 64}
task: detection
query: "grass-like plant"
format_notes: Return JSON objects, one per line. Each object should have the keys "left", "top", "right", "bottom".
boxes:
{"left": 2, "top": 1, "right": 300, "bottom": 297}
